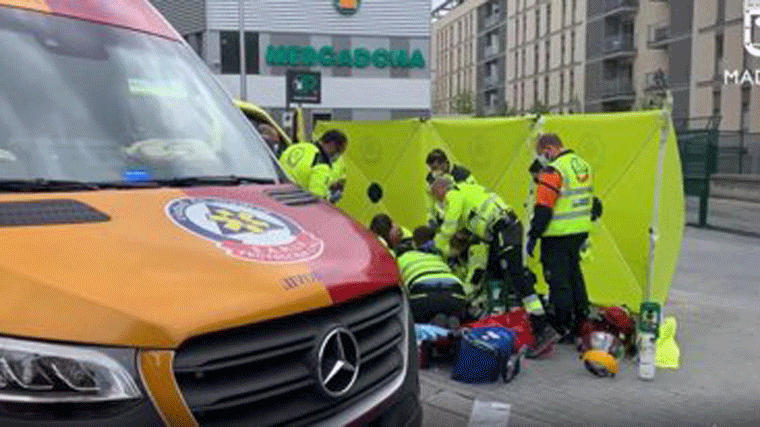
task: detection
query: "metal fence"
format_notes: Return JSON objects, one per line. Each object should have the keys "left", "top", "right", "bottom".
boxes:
{"left": 676, "top": 122, "right": 760, "bottom": 237}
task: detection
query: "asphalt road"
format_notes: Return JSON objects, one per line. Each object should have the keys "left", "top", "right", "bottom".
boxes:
{"left": 419, "top": 225, "right": 760, "bottom": 427}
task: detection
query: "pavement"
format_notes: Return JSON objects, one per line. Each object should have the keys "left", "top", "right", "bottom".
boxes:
{"left": 419, "top": 225, "right": 760, "bottom": 427}
{"left": 686, "top": 196, "right": 760, "bottom": 236}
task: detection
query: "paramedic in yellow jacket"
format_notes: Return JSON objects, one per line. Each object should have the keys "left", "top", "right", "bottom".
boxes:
{"left": 396, "top": 226, "right": 468, "bottom": 327}
{"left": 279, "top": 130, "right": 347, "bottom": 202}
{"left": 369, "top": 213, "right": 412, "bottom": 253}
{"left": 430, "top": 176, "right": 561, "bottom": 358}
{"left": 425, "top": 149, "right": 477, "bottom": 231}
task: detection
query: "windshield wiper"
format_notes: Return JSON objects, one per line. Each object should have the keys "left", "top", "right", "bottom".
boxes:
{"left": 151, "top": 175, "right": 277, "bottom": 187}
{"left": 0, "top": 179, "right": 100, "bottom": 193}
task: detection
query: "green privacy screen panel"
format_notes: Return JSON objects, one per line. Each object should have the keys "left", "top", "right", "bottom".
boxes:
{"left": 313, "top": 110, "right": 684, "bottom": 311}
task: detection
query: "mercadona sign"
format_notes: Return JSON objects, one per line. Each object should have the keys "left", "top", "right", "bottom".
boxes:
{"left": 266, "top": 45, "right": 426, "bottom": 69}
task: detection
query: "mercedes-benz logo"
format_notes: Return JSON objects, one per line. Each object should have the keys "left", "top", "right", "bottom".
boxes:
{"left": 315, "top": 327, "right": 360, "bottom": 398}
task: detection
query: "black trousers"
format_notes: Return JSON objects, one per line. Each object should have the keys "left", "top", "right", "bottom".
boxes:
{"left": 540, "top": 233, "right": 589, "bottom": 336}
{"left": 408, "top": 278, "right": 468, "bottom": 324}
{"left": 486, "top": 216, "right": 536, "bottom": 302}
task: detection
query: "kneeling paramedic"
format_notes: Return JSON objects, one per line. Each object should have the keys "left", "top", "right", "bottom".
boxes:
{"left": 425, "top": 149, "right": 478, "bottom": 231}
{"left": 369, "top": 213, "right": 413, "bottom": 253}
{"left": 430, "top": 177, "right": 561, "bottom": 357}
{"left": 279, "top": 129, "right": 347, "bottom": 203}
{"left": 396, "top": 226, "right": 468, "bottom": 328}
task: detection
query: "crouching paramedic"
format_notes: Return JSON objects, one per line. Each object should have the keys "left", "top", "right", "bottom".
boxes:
{"left": 369, "top": 213, "right": 413, "bottom": 252}
{"left": 430, "top": 177, "right": 561, "bottom": 357}
{"left": 424, "top": 149, "right": 478, "bottom": 231}
{"left": 279, "top": 130, "right": 347, "bottom": 203}
{"left": 396, "top": 226, "right": 468, "bottom": 327}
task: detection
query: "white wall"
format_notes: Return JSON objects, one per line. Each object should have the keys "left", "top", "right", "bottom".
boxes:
{"left": 218, "top": 75, "right": 431, "bottom": 110}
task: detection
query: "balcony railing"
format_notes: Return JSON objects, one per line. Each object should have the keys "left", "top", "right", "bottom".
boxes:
{"left": 604, "top": 0, "right": 638, "bottom": 12}
{"left": 483, "top": 74, "right": 500, "bottom": 87}
{"left": 604, "top": 34, "right": 635, "bottom": 53}
{"left": 648, "top": 23, "right": 670, "bottom": 47}
{"left": 484, "top": 14, "right": 501, "bottom": 29}
{"left": 603, "top": 78, "right": 635, "bottom": 98}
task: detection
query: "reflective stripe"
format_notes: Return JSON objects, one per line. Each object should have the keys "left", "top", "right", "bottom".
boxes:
{"left": 552, "top": 209, "right": 592, "bottom": 220}
{"left": 561, "top": 186, "right": 594, "bottom": 196}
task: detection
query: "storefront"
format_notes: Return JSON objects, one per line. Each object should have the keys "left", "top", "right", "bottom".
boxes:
{"left": 151, "top": 0, "right": 431, "bottom": 134}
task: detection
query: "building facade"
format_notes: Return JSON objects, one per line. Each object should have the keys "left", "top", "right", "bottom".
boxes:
{"left": 431, "top": 0, "right": 484, "bottom": 115}
{"left": 431, "top": 0, "right": 759, "bottom": 172}
{"left": 150, "top": 0, "right": 431, "bottom": 135}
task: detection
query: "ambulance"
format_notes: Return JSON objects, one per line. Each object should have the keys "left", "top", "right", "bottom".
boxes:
{"left": 0, "top": 1, "right": 420, "bottom": 426}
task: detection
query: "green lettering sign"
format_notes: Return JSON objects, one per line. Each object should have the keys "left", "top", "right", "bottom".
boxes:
{"left": 409, "top": 49, "right": 425, "bottom": 69}
{"left": 353, "top": 48, "right": 371, "bottom": 68}
{"left": 265, "top": 46, "right": 289, "bottom": 66}
{"left": 337, "top": 49, "right": 352, "bottom": 67}
{"left": 319, "top": 46, "right": 335, "bottom": 66}
{"left": 265, "top": 45, "right": 426, "bottom": 70}
{"left": 288, "top": 46, "right": 301, "bottom": 67}
{"left": 371, "top": 48, "right": 389, "bottom": 68}
{"left": 302, "top": 46, "right": 318, "bottom": 66}
{"left": 389, "top": 50, "right": 408, "bottom": 68}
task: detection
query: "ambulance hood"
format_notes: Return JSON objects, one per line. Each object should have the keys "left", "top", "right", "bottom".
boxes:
{"left": 0, "top": 184, "right": 399, "bottom": 348}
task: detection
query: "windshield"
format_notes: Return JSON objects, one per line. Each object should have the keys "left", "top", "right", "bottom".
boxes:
{"left": 0, "top": 7, "right": 280, "bottom": 184}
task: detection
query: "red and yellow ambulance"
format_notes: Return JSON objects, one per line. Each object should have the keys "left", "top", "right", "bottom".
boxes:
{"left": 0, "top": 1, "right": 420, "bottom": 426}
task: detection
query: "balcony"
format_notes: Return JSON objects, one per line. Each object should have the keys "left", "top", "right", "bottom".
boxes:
{"left": 483, "top": 13, "right": 501, "bottom": 30}
{"left": 483, "top": 74, "right": 501, "bottom": 88}
{"left": 604, "top": 0, "right": 638, "bottom": 15}
{"left": 647, "top": 23, "right": 671, "bottom": 49}
{"left": 603, "top": 77, "right": 635, "bottom": 99}
{"left": 603, "top": 33, "right": 636, "bottom": 55}
{"left": 483, "top": 44, "right": 500, "bottom": 58}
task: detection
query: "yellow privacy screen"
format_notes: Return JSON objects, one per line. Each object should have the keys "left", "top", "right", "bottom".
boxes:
{"left": 314, "top": 110, "right": 685, "bottom": 311}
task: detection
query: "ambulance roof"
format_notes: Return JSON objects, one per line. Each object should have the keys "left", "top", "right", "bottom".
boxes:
{"left": 0, "top": 0, "right": 181, "bottom": 40}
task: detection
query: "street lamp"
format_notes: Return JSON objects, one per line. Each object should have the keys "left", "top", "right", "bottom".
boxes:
{"left": 239, "top": 0, "right": 247, "bottom": 100}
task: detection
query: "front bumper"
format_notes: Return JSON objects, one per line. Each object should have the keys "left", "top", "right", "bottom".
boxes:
{"left": 0, "top": 296, "right": 422, "bottom": 427}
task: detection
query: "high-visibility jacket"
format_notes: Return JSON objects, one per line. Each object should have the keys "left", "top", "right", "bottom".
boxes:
{"left": 434, "top": 183, "right": 513, "bottom": 257}
{"left": 426, "top": 165, "right": 477, "bottom": 229}
{"left": 396, "top": 250, "right": 468, "bottom": 299}
{"left": 279, "top": 142, "right": 333, "bottom": 199}
{"left": 544, "top": 151, "right": 594, "bottom": 236}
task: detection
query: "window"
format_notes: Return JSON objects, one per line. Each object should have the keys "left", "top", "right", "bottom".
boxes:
{"left": 523, "top": 48, "right": 526, "bottom": 75}
{"left": 535, "top": 9, "right": 540, "bottom": 39}
{"left": 570, "top": 30, "right": 575, "bottom": 63}
{"left": 516, "top": 16, "right": 520, "bottom": 44}
{"left": 545, "top": 76, "right": 550, "bottom": 105}
{"left": 546, "top": 3, "right": 552, "bottom": 35}
{"left": 560, "top": 72, "right": 565, "bottom": 104}
{"left": 561, "top": 34, "right": 565, "bottom": 64}
{"left": 562, "top": 0, "right": 567, "bottom": 26}
{"left": 521, "top": 81, "right": 525, "bottom": 111}
{"left": 534, "top": 45, "right": 539, "bottom": 74}
{"left": 742, "top": 86, "right": 751, "bottom": 112}
{"left": 220, "top": 31, "right": 258, "bottom": 75}
{"left": 712, "top": 90, "right": 721, "bottom": 115}
{"left": 569, "top": 68, "right": 575, "bottom": 96}
{"left": 534, "top": 78, "right": 538, "bottom": 105}
{"left": 514, "top": 83, "right": 518, "bottom": 108}
{"left": 546, "top": 39, "right": 550, "bottom": 71}
{"left": 571, "top": 0, "right": 576, "bottom": 21}
{"left": 515, "top": 51, "right": 520, "bottom": 77}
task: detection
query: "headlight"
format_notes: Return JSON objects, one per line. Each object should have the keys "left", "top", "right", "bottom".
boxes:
{"left": 0, "top": 336, "right": 143, "bottom": 420}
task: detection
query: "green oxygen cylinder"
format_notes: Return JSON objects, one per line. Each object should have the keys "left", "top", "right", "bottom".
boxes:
{"left": 638, "top": 302, "right": 662, "bottom": 381}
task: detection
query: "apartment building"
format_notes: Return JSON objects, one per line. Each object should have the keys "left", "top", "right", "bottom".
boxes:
{"left": 478, "top": 0, "right": 507, "bottom": 115}
{"left": 508, "top": 0, "right": 587, "bottom": 114}
{"left": 432, "top": 0, "right": 485, "bottom": 114}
